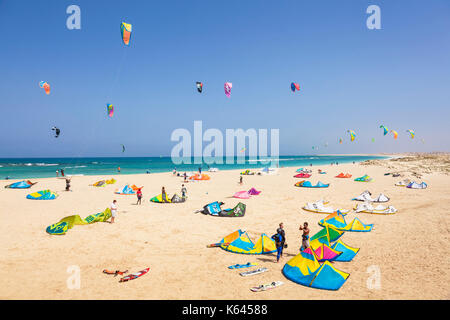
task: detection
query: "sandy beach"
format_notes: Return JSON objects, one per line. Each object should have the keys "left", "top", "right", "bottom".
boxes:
{"left": 0, "top": 154, "right": 449, "bottom": 300}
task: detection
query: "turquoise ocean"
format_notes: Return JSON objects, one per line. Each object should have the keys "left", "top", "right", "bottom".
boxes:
{"left": 0, "top": 155, "right": 387, "bottom": 180}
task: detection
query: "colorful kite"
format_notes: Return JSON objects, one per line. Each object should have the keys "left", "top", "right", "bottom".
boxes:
{"left": 120, "top": 22, "right": 132, "bottom": 46}
{"left": 347, "top": 130, "right": 356, "bottom": 142}
{"left": 106, "top": 104, "right": 114, "bottom": 117}
{"left": 39, "top": 81, "right": 50, "bottom": 95}
{"left": 196, "top": 82, "right": 203, "bottom": 93}
{"left": 380, "top": 125, "right": 388, "bottom": 136}
{"left": 406, "top": 129, "right": 415, "bottom": 139}
{"left": 224, "top": 82, "right": 232, "bottom": 97}
{"left": 291, "top": 82, "right": 300, "bottom": 92}
{"left": 339, "top": 138, "right": 343, "bottom": 144}
{"left": 390, "top": 130, "right": 398, "bottom": 139}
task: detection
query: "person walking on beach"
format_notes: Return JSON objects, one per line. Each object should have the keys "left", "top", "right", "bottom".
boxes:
{"left": 272, "top": 223, "right": 286, "bottom": 263}
{"left": 299, "top": 222, "right": 310, "bottom": 251}
{"left": 110, "top": 200, "right": 118, "bottom": 223}
{"left": 65, "top": 177, "right": 71, "bottom": 191}
{"left": 181, "top": 184, "right": 187, "bottom": 199}
{"left": 136, "top": 188, "right": 143, "bottom": 205}
{"left": 56, "top": 170, "right": 59, "bottom": 177}
{"left": 184, "top": 172, "right": 187, "bottom": 182}
{"left": 161, "top": 186, "right": 168, "bottom": 202}
{"left": 60, "top": 168, "right": 65, "bottom": 177}
{"left": 117, "top": 166, "right": 121, "bottom": 173}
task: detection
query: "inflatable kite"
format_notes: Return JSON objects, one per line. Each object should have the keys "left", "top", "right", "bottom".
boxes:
{"left": 52, "top": 127, "right": 60, "bottom": 138}
{"left": 46, "top": 208, "right": 112, "bottom": 235}
{"left": 107, "top": 104, "right": 114, "bottom": 117}
{"left": 380, "top": 125, "right": 388, "bottom": 135}
{"left": 120, "top": 22, "right": 132, "bottom": 46}
{"left": 5, "top": 180, "right": 37, "bottom": 189}
{"left": 406, "top": 129, "right": 415, "bottom": 139}
{"left": 220, "top": 230, "right": 276, "bottom": 254}
{"left": 290, "top": 82, "right": 300, "bottom": 92}
{"left": 199, "top": 202, "right": 246, "bottom": 217}
{"left": 347, "top": 130, "right": 356, "bottom": 142}
{"left": 196, "top": 82, "right": 203, "bottom": 93}
{"left": 27, "top": 190, "right": 58, "bottom": 200}
{"left": 224, "top": 82, "right": 232, "bottom": 97}
{"left": 39, "top": 81, "right": 50, "bottom": 95}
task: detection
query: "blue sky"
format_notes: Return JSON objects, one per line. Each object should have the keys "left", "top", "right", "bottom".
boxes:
{"left": 0, "top": 0, "right": 449, "bottom": 157}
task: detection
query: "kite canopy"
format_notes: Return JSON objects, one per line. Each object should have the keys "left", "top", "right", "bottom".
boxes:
{"left": 189, "top": 174, "right": 210, "bottom": 181}
{"left": 406, "top": 129, "right": 415, "bottom": 139}
{"left": 120, "top": 22, "right": 132, "bottom": 46}
{"left": 4, "top": 180, "right": 37, "bottom": 189}
{"left": 233, "top": 191, "right": 250, "bottom": 199}
{"left": 106, "top": 104, "right": 114, "bottom": 117}
{"left": 200, "top": 201, "right": 246, "bottom": 217}
{"left": 395, "top": 179, "right": 410, "bottom": 187}
{"left": 92, "top": 180, "right": 106, "bottom": 187}
{"left": 39, "top": 81, "right": 50, "bottom": 94}
{"left": 311, "top": 243, "right": 342, "bottom": 262}
{"left": 380, "top": 125, "right": 388, "bottom": 136}
{"left": 224, "top": 82, "right": 232, "bottom": 97}
{"left": 302, "top": 200, "right": 349, "bottom": 215}
{"left": 331, "top": 240, "right": 360, "bottom": 262}
{"left": 247, "top": 188, "right": 261, "bottom": 195}
{"left": 290, "top": 82, "right": 300, "bottom": 92}
{"left": 319, "top": 213, "right": 373, "bottom": 232}
{"left": 310, "top": 224, "right": 344, "bottom": 244}
{"left": 295, "top": 181, "right": 329, "bottom": 188}
{"left": 282, "top": 248, "right": 349, "bottom": 291}
{"left": 354, "top": 202, "right": 397, "bottom": 215}
{"left": 240, "top": 169, "right": 255, "bottom": 175}
{"left": 115, "top": 185, "right": 135, "bottom": 195}
{"left": 46, "top": 208, "right": 111, "bottom": 235}
{"left": 406, "top": 181, "right": 427, "bottom": 189}
{"left": 354, "top": 174, "right": 372, "bottom": 182}
{"left": 27, "top": 190, "right": 58, "bottom": 200}
{"left": 196, "top": 82, "right": 203, "bottom": 93}
{"left": 105, "top": 178, "right": 116, "bottom": 184}
{"left": 335, "top": 173, "right": 352, "bottom": 178}
{"left": 150, "top": 193, "right": 185, "bottom": 203}
{"left": 294, "top": 172, "right": 311, "bottom": 178}
{"left": 352, "top": 190, "right": 389, "bottom": 202}
{"left": 347, "top": 130, "right": 356, "bottom": 141}
{"left": 52, "top": 127, "right": 60, "bottom": 138}
{"left": 220, "top": 230, "right": 276, "bottom": 254}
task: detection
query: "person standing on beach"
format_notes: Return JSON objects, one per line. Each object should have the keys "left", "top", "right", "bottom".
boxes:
{"left": 272, "top": 223, "right": 286, "bottom": 263}
{"left": 181, "top": 184, "right": 187, "bottom": 199}
{"left": 161, "top": 186, "right": 168, "bottom": 202}
{"left": 110, "top": 200, "right": 118, "bottom": 223}
{"left": 56, "top": 170, "right": 59, "bottom": 177}
{"left": 65, "top": 177, "right": 71, "bottom": 191}
{"left": 61, "top": 169, "right": 65, "bottom": 177}
{"left": 136, "top": 188, "right": 143, "bottom": 205}
{"left": 299, "top": 222, "right": 310, "bottom": 250}
{"left": 117, "top": 166, "right": 121, "bottom": 173}
{"left": 198, "top": 167, "right": 202, "bottom": 174}
{"left": 239, "top": 176, "right": 243, "bottom": 185}
{"left": 184, "top": 172, "right": 187, "bottom": 182}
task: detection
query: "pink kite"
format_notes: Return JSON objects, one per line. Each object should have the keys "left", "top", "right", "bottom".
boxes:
{"left": 294, "top": 173, "right": 311, "bottom": 178}
{"left": 247, "top": 188, "right": 261, "bottom": 195}
{"left": 224, "top": 82, "right": 232, "bottom": 97}
{"left": 233, "top": 191, "right": 250, "bottom": 199}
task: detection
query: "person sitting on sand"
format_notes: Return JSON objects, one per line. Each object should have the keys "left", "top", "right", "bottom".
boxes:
{"left": 110, "top": 200, "right": 118, "bottom": 224}
{"left": 272, "top": 223, "right": 286, "bottom": 263}
{"left": 161, "top": 187, "right": 168, "bottom": 202}
{"left": 136, "top": 188, "right": 143, "bottom": 205}
{"left": 299, "top": 222, "right": 310, "bottom": 251}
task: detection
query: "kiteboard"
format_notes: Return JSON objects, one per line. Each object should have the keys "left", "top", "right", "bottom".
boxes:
{"left": 250, "top": 281, "right": 284, "bottom": 292}
{"left": 228, "top": 262, "right": 257, "bottom": 269}
{"left": 119, "top": 268, "right": 149, "bottom": 282}
{"left": 239, "top": 267, "right": 268, "bottom": 277}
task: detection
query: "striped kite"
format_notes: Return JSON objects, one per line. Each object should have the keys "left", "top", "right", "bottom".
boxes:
{"left": 120, "top": 22, "right": 132, "bottom": 46}
{"left": 406, "top": 129, "right": 415, "bottom": 139}
{"left": 106, "top": 104, "right": 114, "bottom": 117}
{"left": 347, "top": 130, "right": 356, "bottom": 142}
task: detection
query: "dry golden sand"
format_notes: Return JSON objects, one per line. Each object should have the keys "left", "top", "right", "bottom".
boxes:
{"left": 0, "top": 155, "right": 449, "bottom": 299}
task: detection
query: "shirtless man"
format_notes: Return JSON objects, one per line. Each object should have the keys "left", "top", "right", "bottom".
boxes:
{"left": 299, "top": 222, "right": 310, "bottom": 250}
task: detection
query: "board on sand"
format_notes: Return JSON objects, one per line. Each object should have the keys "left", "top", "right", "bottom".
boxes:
{"left": 239, "top": 267, "right": 268, "bottom": 277}
{"left": 250, "top": 281, "right": 284, "bottom": 292}
{"left": 119, "top": 268, "right": 149, "bottom": 282}
{"left": 228, "top": 262, "right": 257, "bottom": 269}
{"left": 207, "top": 242, "right": 230, "bottom": 248}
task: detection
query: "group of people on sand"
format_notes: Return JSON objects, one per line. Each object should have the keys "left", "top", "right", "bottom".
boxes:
{"left": 272, "top": 222, "right": 310, "bottom": 263}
